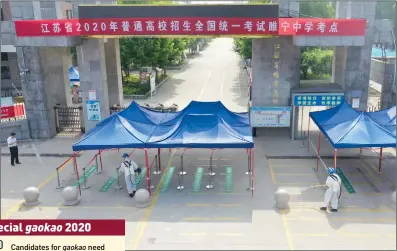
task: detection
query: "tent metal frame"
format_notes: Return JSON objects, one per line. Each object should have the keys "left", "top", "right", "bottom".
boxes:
{"left": 71, "top": 147, "right": 255, "bottom": 197}
{"left": 307, "top": 117, "right": 388, "bottom": 173}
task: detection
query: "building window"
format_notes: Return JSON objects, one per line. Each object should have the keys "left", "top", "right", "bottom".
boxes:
{"left": 1, "top": 8, "right": 4, "bottom": 21}
{"left": 66, "top": 10, "right": 72, "bottom": 19}
{"left": 1, "top": 66, "right": 11, "bottom": 80}
{"left": 1, "top": 53, "right": 8, "bottom": 61}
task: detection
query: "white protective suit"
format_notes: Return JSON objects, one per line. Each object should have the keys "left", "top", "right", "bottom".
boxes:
{"left": 323, "top": 173, "right": 342, "bottom": 209}
{"left": 119, "top": 157, "right": 139, "bottom": 194}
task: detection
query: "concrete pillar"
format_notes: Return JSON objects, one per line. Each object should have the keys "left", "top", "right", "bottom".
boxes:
{"left": 378, "top": 62, "right": 395, "bottom": 108}
{"left": 251, "top": 0, "right": 300, "bottom": 108}
{"left": 251, "top": 37, "right": 301, "bottom": 107}
{"left": 332, "top": 1, "right": 376, "bottom": 111}
{"left": 77, "top": 38, "right": 110, "bottom": 133}
{"left": 104, "top": 38, "right": 124, "bottom": 106}
{"left": 16, "top": 47, "right": 56, "bottom": 139}
{"left": 39, "top": 47, "right": 73, "bottom": 107}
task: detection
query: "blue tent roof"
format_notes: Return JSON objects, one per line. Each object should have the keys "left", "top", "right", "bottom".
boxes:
{"left": 310, "top": 102, "right": 396, "bottom": 148}
{"left": 163, "top": 101, "right": 250, "bottom": 126}
{"left": 72, "top": 101, "right": 253, "bottom": 151}
{"left": 366, "top": 106, "right": 396, "bottom": 137}
{"left": 73, "top": 115, "right": 151, "bottom": 150}
{"left": 146, "top": 114, "right": 253, "bottom": 148}
{"left": 68, "top": 66, "right": 80, "bottom": 82}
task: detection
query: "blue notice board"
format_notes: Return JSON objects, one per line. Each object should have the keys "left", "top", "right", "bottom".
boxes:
{"left": 86, "top": 100, "right": 101, "bottom": 121}
{"left": 293, "top": 93, "right": 344, "bottom": 106}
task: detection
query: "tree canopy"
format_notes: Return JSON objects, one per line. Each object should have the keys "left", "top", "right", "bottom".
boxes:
{"left": 234, "top": 2, "right": 335, "bottom": 79}
{"left": 299, "top": 2, "right": 335, "bottom": 18}
{"left": 233, "top": 38, "right": 252, "bottom": 59}
{"left": 117, "top": 0, "right": 201, "bottom": 77}
{"left": 375, "top": 1, "right": 396, "bottom": 20}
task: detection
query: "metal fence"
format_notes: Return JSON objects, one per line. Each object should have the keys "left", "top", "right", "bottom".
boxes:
{"left": 54, "top": 105, "right": 85, "bottom": 133}
{"left": 367, "top": 102, "right": 382, "bottom": 112}
{"left": 110, "top": 104, "right": 178, "bottom": 114}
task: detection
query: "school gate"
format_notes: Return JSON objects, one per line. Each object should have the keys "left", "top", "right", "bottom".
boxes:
{"left": 2, "top": 1, "right": 373, "bottom": 139}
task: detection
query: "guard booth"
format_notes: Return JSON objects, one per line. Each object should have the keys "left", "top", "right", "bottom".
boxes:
{"left": 291, "top": 83, "right": 345, "bottom": 140}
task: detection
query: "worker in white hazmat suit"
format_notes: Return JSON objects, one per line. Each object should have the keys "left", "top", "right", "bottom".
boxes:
{"left": 320, "top": 167, "right": 342, "bottom": 212}
{"left": 118, "top": 153, "right": 141, "bottom": 198}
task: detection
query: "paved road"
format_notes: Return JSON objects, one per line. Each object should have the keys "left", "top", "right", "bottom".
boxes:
{"left": 124, "top": 38, "right": 249, "bottom": 112}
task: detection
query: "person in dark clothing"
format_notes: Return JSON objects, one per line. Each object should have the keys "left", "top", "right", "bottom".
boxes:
{"left": 7, "top": 132, "right": 21, "bottom": 166}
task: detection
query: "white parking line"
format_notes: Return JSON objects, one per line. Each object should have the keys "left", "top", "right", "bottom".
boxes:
{"left": 197, "top": 71, "right": 213, "bottom": 101}
{"left": 219, "top": 71, "right": 225, "bottom": 99}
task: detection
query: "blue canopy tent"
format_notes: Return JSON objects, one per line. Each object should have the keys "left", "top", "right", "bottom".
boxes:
{"left": 366, "top": 106, "right": 396, "bottom": 137}
{"left": 68, "top": 66, "right": 80, "bottom": 82}
{"left": 308, "top": 102, "right": 396, "bottom": 172}
{"left": 146, "top": 114, "right": 254, "bottom": 148}
{"left": 73, "top": 114, "right": 156, "bottom": 151}
{"left": 72, "top": 101, "right": 255, "bottom": 196}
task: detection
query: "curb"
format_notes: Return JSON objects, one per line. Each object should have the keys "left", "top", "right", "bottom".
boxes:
{"left": 123, "top": 76, "right": 171, "bottom": 100}
{"left": 1, "top": 154, "right": 387, "bottom": 159}
{"left": 1, "top": 153, "right": 83, "bottom": 158}
{"left": 266, "top": 155, "right": 386, "bottom": 160}
{"left": 166, "top": 61, "right": 187, "bottom": 70}
{"left": 155, "top": 75, "right": 171, "bottom": 90}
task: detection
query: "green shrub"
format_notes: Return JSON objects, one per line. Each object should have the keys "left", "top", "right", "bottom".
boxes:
{"left": 123, "top": 73, "right": 169, "bottom": 95}
{"left": 123, "top": 82, "right": 150, "bottom": 95}
{"left": 301, "top": 49, "right": 333, "bottom": 80}
{"left": 123, "top": 74, "right": 150, "bottom": 95}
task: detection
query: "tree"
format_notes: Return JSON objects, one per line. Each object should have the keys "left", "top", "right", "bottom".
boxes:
{"left": 70, "top": 47, "right": 77, "bottom": 66}
{"left": 120, "top": 38, "right": 159, "bottom": 77}
{"left": 232, "top": 0, "right": 268, "bottom": 59}
{"left": 375, "top": 1, "right": 396, "bottom": 20}
{"left": 233, "top": 38, "right": 252, "bottom": 59}
{"left": 301, "top": 49, "right": 333, "bottom": 79}
{"left": 299, "top": 2, "right": 334, "bottom": 18}
{"left": 118, "top": 0, "right": 198, "bottom": 79}
{"left": 299, "top": 2, "right": 334, "bottom": 79}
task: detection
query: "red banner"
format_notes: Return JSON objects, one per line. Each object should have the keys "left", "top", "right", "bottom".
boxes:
{"left": 278, "top": 18, "right": 367, "bottom": 36}
{"left": 14, "top": 103, "right": 25, "bottom": 117}
{"left": 1, "top": 106, "right": 15, "bottom": 119}
{"left": 14, "top": 18, "right": 367, "bottom": 37}
{"left": 15, "top": 18, "right": 279, "bottom": 37}
{"left": 0, "top": 220, "right": 125, "bottom": 236}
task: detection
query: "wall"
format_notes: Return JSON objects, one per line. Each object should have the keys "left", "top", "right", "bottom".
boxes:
{"left": 77, "top": 38, "right": 110, "bottom": 133}
{"left": 251, "top": 37, "right": 301, "bottom": 107}
{"left": 370, "top": 59, "right": 396, "bottom": 107}
{"left": 16, "top": 47, "right": 55, "bottom": 139}
{"left": 370, "top": 58, "right": 394, "bottom": 85}
{"left": 6, "top": 1, "right": 81, "bottom": 47}
{"left": 39, "top": 47, "right": 73, "bottom": 107}
{"left": 0, "top": 120, "right": 30, "bottom": 143}
{"left": 1, "top": 52, "right": 21, "bottom": 90}
{"left": 331, "top": 1, "right": 376, "bottom": 111}
{"left": 0, "top": 21, "right": 15, "bottom": 46}
{"left": 373, "top": 19, "right": 394, "bottom": 47}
